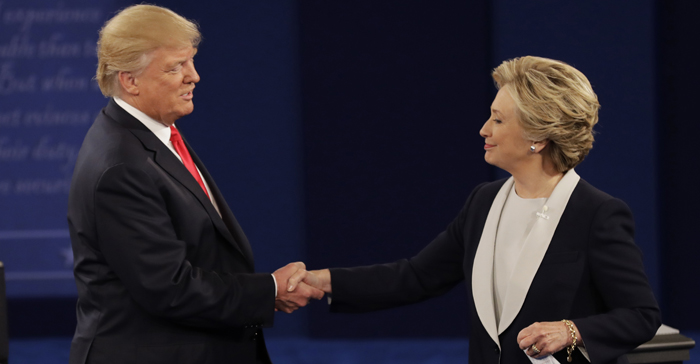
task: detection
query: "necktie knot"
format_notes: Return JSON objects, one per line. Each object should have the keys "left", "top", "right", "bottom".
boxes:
{"left": 170, "top": 125, "right": 183, "bottom": 142}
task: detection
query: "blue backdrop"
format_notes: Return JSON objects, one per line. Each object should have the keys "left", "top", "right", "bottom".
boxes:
{"left": 0, "top": 0, "right": 697, "bottom": 339}
{"left": 0, "top": 0, "right": 122, "bottom": 297}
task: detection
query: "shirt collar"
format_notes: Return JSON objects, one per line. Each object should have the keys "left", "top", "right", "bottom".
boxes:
{"left": 113, "top": 96, "right": 173, "bottom": 146}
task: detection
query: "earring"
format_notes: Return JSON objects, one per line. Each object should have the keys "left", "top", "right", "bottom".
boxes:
{"left": 530, "top": 145, "right": 536, "bottom": 152}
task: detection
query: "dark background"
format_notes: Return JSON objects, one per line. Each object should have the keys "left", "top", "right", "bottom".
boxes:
{"left": 1, "top": 0, "right": 698, "bottom": 339}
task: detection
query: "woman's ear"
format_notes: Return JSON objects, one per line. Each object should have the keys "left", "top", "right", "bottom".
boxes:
{"left": 532, "top": 139, "right": 549, "bottom": 154}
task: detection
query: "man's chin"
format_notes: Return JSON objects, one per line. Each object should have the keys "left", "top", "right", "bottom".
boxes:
{"left": 178, "top": 105, "right": 195, "bottom": 118}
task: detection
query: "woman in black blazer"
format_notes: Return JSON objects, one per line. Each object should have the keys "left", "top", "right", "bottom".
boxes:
{"left": 293, "top": 56, "right": 660, "bottom": 364}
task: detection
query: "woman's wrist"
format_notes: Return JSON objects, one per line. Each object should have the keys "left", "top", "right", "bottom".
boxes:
{"left": 562, "top": 319, "right": 579, "bottom": 361}
{"left": 570, "top": 321, "right": 584, "bottom": 347}
{"left": 312, "top": 269, "right": 332, "bottom": 293}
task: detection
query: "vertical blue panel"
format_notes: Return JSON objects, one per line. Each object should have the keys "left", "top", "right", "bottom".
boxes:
{"left": 492, "top": 0, "right": 659, "bottom": 294}
{"left": 657, "top": 2, "right": 700, "bottom": 330}
{"left": 300, "top": 0, "right": 492, "bottom": 338}
{"left": 0, "top": 0, "right": 125, "bottom": 298}
{"left": 158, "top": 0, "right": 307, "bottom": 336}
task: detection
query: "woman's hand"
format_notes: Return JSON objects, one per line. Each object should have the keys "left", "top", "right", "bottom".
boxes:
{"left": 517, "top": 321, "right": 581, "bottom": 358}
{"left": 288, "top": 268, "right": 332, "bottom": 293}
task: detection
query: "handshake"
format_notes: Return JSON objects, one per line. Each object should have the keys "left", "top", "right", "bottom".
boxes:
{"left": 272, "top": 262, "right": 331, "bottom": 313}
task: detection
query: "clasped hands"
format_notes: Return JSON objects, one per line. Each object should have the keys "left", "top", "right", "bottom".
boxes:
{"left": 272, "top": 262, "right": 331, "bottom": 313}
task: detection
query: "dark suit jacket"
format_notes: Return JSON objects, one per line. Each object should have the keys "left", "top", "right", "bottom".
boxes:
{"left": 330, "top": 178, "right": 661, "bottom": 364}
{"left": 67, "top": 99, "right": 275, "bottom": 364}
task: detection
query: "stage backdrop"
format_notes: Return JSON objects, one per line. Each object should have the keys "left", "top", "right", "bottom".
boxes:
{"left": 657, "top": 1, "right": 700, "bottom": 331}
{"left": 299, "top": 0, "right": 493, "bottom": 338}
{"left": 2, "top": 0, "right": 694, "bottom": 339}
{"left": 0, "top": 0, "right": 127, "bottom": 298}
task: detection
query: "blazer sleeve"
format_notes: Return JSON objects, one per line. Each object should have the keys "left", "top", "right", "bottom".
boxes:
{"left": 329, "top": 183, "right": 486, "bottom": 312}
{"left": 94, "top": 163, "right": 275, "bottom": 329}
{"left": 573, "top": 198, "right": 661, "bottom": 363}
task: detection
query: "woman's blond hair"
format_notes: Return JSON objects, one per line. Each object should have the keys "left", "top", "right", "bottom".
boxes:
{"left": 492, "top": 56, "right": 600, "bottom": 172}
{"left": 96, "top": 4, "right": 201, "bottom": 97}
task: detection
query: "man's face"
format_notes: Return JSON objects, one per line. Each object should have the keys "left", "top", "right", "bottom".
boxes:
{"left": 132, "top": 46, "right": 199, "bottom": 125}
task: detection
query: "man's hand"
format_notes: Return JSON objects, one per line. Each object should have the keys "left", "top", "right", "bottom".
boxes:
{"left": 272, "top": 262, "right": 324, "bottom": 313}
{"left": 288, "top": 268, "right": 332, "bottom": 293}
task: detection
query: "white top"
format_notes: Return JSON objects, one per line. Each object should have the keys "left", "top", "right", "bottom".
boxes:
{"left": 113, "top": 97, "right": 219, "bottom": 215}
{"left": 493, "top": 185, "right": 546, "bottom": 325}
{"left": 472, "top": 170, "right": 586, "bottom": 361}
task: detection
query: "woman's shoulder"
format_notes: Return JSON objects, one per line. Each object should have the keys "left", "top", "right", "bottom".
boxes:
{"left": 571, "top": 178, "right": 632, "bottom": 214}
{"left": 573, "top": 178, "right": 617, "bottom": 201}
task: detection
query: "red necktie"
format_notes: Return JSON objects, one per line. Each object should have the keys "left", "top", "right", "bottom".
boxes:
{"left": 170, "top": 126, "right": 210, "bottom": 198}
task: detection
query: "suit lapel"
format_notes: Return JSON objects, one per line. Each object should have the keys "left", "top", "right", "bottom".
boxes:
{"left": 104, "top": 100, "right": 255, "bottom": 270}
{"left": 187, "top": 142, "right": 256, "bottom": 269}
{"left": 472, "top": 176, "right": 514, "bottom": 349}
{"left": 496, "top": 169, "right": 581, "bottom": 333}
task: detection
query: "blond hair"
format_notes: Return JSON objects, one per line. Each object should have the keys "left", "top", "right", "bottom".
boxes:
{"left": 96, "top": 4, "right": 201, "bottom": 97}
{"left": 492, "top": 56, "right": 600, "bottom": 172}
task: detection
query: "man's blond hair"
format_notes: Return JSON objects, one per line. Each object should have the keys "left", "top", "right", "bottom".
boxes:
{"left": 95, "top": 4, "right": 201, "bottom": 97}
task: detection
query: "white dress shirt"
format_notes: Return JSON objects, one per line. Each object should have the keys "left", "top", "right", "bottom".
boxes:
{"left": 113, "top": 97, "right": 220, "bottom": 215}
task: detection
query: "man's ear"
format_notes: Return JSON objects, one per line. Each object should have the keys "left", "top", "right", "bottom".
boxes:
{"left": 117, "top": 71, "right": 139, "bottom": 96}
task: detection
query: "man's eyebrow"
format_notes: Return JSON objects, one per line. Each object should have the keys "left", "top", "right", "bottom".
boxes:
{"left": 162, "top": 49, "right": 197, "bottom": 70}
{"left": 164, "top": 58, "right": 188, "bottom": 70}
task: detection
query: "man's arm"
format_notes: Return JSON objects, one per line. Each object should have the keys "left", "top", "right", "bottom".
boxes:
{"left": 94, "top": 163, "right": 284, "bottom": 328}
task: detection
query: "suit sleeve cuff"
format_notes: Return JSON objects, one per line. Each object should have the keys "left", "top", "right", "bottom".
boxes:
{"left": 271, "top": 273, "right": 277, "bottom": 297}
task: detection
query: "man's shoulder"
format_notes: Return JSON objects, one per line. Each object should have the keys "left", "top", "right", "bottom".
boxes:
{"left": 75, "top": 106, "right": 153, "bottom": 178}
{"left": 85, "top": 112, "right": 145, "bottom": 156}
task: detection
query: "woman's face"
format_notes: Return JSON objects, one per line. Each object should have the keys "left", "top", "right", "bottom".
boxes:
{"left": 479, "top": 87, "right": 532, "bottom": 173}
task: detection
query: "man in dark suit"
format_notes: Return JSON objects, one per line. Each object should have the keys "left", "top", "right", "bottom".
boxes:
{"left": 67, "top": 5, "right": 322, "bottom": 364}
